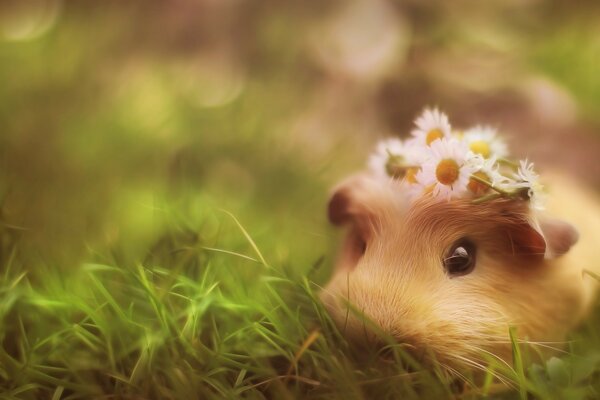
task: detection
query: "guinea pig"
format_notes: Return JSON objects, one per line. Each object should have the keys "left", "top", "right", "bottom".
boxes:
{"left": 321, "top": 171, "right": 600, "bottom": 371}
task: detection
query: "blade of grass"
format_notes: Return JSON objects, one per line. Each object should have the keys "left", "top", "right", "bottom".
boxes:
{"left": 200, "top": 246, "right": 260, "bottom": 264}
{"left": 220, "top": 209, "right": 270, "bottom": 268}
{"left": 509, "top": 326, "right": 527, "bottom": 400}
{"left": 51, "top": 385, "right": 64, "bottom": 400}
{"left": 583, "top": 269, "right": 600, "bottom": 282}
{"left": 285, "top": 329, "right": 320, "bottom": 380}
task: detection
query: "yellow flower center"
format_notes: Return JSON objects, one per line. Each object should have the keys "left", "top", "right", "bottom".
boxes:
{"left": 435, "top": 159, "right": 460, "bottom": 185}
{"left": 469, "top": 140, "right": 491, "bottom": 158}
{"left": 405, "top": 167, "right": 419, "bottom": 184}
{"left": 426, "top": 129, "right": 444, "bottom": 145}
{"left": 468, "top": 171, "right": 490, "bottom": 195}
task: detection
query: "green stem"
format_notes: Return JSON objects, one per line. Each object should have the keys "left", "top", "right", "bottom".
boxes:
{"left": 472, "top": 193, "right": 502, "bottom": 204}
{"left": 497, "top": 158, "right": 519, "bottom": 169}
{"left": 469, "top": 174, "right": 512, "bottom": 196}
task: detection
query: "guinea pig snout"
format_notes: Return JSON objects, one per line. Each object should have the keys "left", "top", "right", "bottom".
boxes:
{"left": 322, "top": 272, "right": 425, "bottom": 347}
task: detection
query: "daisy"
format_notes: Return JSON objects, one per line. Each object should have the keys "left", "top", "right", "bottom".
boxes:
{"left": 368, "top": 138, "right": 423, "bottom": 182}
{"left": 511, "top": 160, "right": 546, "bottom": 210}
{"left": 410, "top": 108, "right": 452, "bottom": 147}
{"left": 414, "top": 138, "right": 476, "bottom": 201}
{"left": 463, "top": 126, "right": 508, "bottom": 159}
{"left": 466, "top": 155, "right": 510, "bottom": 196}
{"left": 368, "top": 138, "right": 402, "bottom": 180}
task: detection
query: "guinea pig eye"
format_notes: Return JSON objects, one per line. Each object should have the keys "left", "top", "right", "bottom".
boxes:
{"left": 444, "top": 239, "right": 476, "bottom": 277}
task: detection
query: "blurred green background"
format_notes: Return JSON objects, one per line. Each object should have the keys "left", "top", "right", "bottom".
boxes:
{"left": 1, "top": 0, "right": 600, "bottom": 267}
{"left": 1, "top": 0, "right": 600, "bottom": 398}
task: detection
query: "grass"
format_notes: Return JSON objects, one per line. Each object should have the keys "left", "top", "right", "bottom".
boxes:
{"left": 1, "top": 197, "right": 600, "bottom": 399}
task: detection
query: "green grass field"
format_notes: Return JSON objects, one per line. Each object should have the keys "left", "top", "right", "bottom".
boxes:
{"left": 1, "top": 1, "right": 600, "bottom": 399}
{"left": 2, "top": 167, "right": 600, "bottom": 399}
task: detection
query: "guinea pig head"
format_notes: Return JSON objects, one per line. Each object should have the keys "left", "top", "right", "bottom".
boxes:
{"left": 322, "top": 174, "right": 580, "bottom": 369}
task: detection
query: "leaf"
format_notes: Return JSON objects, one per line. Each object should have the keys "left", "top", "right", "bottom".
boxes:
{"left": 546, "top": 357, "right": 570, "bottom": 387}
{"left": 571, "top": 352, "right": 600, "bottom": 383}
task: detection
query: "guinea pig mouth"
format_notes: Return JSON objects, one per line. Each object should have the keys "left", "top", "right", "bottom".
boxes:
{"left": 345, "top": 331, "right": 428, "bottom": 369}
{"left": 345, "top": 342, "right": 433, "bottom": 377}
{"left": 378, "top": 344, "right": 418, "bottom": 362}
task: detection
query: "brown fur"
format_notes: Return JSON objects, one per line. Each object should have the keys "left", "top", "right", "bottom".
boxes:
{"left": 322, "top": 172, "right": 600, "bottom": 371}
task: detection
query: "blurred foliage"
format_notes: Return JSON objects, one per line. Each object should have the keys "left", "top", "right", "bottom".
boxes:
{"left": 0, "top": 0, "right": 599, "bottom": 398}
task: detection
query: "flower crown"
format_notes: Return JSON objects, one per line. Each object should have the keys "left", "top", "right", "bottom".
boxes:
{"left": 368, "top": 108, "right": 545, "bottom": 210}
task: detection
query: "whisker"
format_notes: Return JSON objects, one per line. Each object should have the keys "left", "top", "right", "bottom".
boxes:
{"left": 467, "top": 345, "right": 513, "bottom": 372}
{"left": 488, "top": 340, "right": 570, "bottom": 354}
{"left": 451, "top": 354, "right": 514, "bottom": 389}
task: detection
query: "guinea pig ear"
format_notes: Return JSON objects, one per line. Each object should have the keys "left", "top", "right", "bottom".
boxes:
{"left": 327, "top": 174, "right": 381, "bottom": 234}
{"left": 505, "top": 219, "right": 547, "bottom": 262}
{"left": 506, "top": 217, "right": 578, "bottom": 261}
{"left": 538, "top": 218, "right": 579, "bottom": 259}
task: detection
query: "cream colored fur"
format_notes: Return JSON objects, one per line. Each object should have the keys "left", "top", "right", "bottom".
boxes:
{"left": 322, "top": 172, "right": 600, "bottom": 371}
